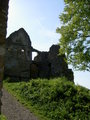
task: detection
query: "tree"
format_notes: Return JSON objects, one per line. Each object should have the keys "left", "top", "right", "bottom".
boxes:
{"left": 56, "top": 0, "right": 90, "bottom": 71}
{"left": 0, "top": 0, "right": 9, "bottom": 113}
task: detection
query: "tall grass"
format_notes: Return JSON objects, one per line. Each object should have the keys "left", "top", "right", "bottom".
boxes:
{"left": 4, "top": 77, "right": 90, "bottom": 120}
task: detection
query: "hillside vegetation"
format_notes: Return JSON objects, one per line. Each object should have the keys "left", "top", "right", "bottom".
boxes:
{"left": 0, "top": 115, "right": 7, "bottom": 120}
{"left": 4, "top": 78, "right": 90, "bottom": 120}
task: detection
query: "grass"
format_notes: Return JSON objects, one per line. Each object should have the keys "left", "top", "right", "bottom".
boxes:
{"left": 0, "top": 115, "right": 7, "bottom": 120}
{"left": 4, "top": 77, "right": 90, "bottom": 120}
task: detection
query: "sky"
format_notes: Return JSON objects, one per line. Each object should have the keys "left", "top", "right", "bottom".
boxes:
{"left": 7, "top": 0, "right": 90, "bottom": 89}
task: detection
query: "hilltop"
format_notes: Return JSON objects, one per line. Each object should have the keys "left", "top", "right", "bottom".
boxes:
{"left": 4, "top": 77, "right": 90, "bottom": 120}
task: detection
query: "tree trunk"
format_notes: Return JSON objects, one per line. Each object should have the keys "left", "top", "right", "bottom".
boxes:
{"left": 0, "top": 0, "right": 9, "bottom": 114}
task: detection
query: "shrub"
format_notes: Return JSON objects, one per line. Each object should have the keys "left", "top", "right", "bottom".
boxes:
{"left": 4, "top": 77, "right": 90, "bottom": 120}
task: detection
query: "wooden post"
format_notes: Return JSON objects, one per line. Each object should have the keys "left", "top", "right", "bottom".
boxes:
{"left": 0, "top": 0, "right": 9, "bottom": 114}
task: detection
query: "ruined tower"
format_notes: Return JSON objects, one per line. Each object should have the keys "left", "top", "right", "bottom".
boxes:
{"left": 5, "top": 28, "right": 32, "bottom": 80}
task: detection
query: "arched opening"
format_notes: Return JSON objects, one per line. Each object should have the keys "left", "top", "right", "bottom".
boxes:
{"left": 32, "top": 52, "right": 38, "bottom": 60}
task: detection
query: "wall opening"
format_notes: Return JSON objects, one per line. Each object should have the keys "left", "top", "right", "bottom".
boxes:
{"left": 32, "top": 52, "right": 38, "bottom": 60}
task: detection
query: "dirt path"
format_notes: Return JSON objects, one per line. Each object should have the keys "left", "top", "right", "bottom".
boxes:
{"left": 1, "top": 89, "right": 38, "bottom": 120}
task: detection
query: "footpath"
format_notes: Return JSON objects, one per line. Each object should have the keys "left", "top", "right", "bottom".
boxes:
{"left": 1, "top": 89, "right": 38, "bottom": 120}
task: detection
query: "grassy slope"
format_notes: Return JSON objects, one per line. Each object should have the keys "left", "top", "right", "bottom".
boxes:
{"left": 4, "top": 77, "right": 90, "bottom": 120}
{"left": 0, "top": 115, "right": 7, "bottom": 120}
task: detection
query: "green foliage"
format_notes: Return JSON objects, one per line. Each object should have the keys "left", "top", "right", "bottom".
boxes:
{"left": 4, "top": 78, "right": 90, "bottom": 120}
{"left": 56, "top": 0, "right": 90, "bottom": 71}
{"left": 0, "top": 115, "right": 7, "bottom": 120}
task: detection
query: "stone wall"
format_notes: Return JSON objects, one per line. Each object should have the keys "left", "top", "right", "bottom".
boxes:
{"left": 0, "top": 0, "right": 9, "bottom": 113}
{"left": 5, "top": 28, "right": 74, "bottom": 82}
{"left": 5, "top": 28, "right": 32, "bottom": 80}
{"left": 33, "top": 45, "right": 74, "bottom": 81}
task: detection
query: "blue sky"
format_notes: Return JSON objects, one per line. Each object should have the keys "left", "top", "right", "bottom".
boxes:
{"left": 7, "top": 0, "right": 90, "bottom": 89}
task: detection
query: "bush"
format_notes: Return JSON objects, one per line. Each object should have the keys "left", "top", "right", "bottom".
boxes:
{"left": 0, "top": 115, "right": 7, "bottom": 120}
{"left": 4, "top": 77, "right": 90, "bottom": 120}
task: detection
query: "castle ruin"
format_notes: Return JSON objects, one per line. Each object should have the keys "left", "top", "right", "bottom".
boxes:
{"left": 4, "top": 28, "right": 74, "bottom": 81}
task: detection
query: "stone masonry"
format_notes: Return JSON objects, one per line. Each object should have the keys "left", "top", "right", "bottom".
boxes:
{"left": 5, "top": 28, "right": 32, "bottom": 80}
{"left": 33, "top": 45, "right": 73, "bottom": 81}
{"left": 5, "top": 28, "right": 74, "bottom": 81}
{"left": 0, "top": 0, "right": 9, "bottom": 113}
